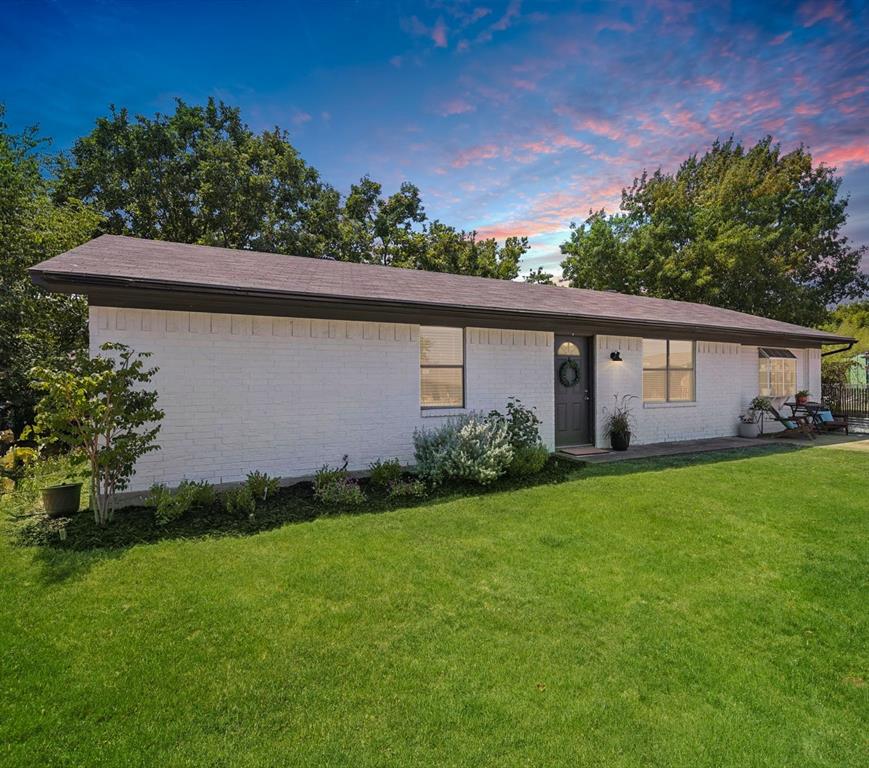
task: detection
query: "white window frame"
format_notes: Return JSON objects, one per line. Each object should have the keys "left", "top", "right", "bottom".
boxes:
{"left": 419, "top": 326, "right": 465, "bottom": 409}
{"left": 642, "top": 339, "right": 696, "bottom": 403}
{"left": 758, "top": 347, "right": 797, "bottom": 398}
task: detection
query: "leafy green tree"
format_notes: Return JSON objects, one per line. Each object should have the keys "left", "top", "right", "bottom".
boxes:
{"left": 0, "top": 108, "right": 102, "bottom": 432}
{"left": 55, "top": 98, "right": 342, "bottom": 257}
{"left": 339, "top": 176, "right": 426, "bottom": 266}
{"left": 561, "top": 138, "right": 867, "bottom": 326}
{"left": 417, "top": 221, "right": 526, "bottom": 279}
{"left": 30, "top": 343, "right": 163, "bottom": 525}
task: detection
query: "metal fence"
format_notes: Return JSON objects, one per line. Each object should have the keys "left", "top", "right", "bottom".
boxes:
{"left": 821, "top": 384, "right": 869, "bottom": 432}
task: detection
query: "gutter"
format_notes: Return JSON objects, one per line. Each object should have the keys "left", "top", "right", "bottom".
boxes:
{"left": 821, "top": 341, "right": 856, "bottom": 357}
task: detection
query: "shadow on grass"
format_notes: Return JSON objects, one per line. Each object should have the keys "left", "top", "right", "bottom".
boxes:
{"left": 8, "top": 442, "right": 812, "bottom": 565}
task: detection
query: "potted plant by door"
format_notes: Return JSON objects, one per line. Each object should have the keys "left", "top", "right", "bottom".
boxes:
{"left": 603, "top": 394, "right": 636, "bottom": 451}
{"left": 41, "top": 479, "right": 83, "bottom": 518}
{"left": 795, "top": 390, "right": 811, "bottom": 406}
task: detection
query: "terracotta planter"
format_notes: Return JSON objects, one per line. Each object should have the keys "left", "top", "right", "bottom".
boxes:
{"left": 41, "top": 483, "right": 82, "bottom": 518}
{"left": 610, "top": 432, "right": 631, "bottom": 451}
{"left": 796, "top": 394, "right": 808, "bottom": 405}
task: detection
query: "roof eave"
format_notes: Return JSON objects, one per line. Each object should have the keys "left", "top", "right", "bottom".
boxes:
{"left": 29, "top": 268, "right": 855, "bottom": 348}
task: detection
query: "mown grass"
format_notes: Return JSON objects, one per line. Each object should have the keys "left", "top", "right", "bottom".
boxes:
{"left": 1, "top": 446, "right": 867, "bottom": 767}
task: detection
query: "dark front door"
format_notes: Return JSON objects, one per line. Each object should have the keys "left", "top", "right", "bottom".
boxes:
{"left": 554, "top": 336, "right": 591, "bottom": 446}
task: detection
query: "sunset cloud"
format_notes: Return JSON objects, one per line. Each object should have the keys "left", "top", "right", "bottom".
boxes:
{"left": 437, "top": 98, "right": 476, "bottom": 116}
{"left": 451, "top": 144, "right": 500, "bottom": 167}
{"left": 13, "top": 0, "right": 866, "bottom": 276}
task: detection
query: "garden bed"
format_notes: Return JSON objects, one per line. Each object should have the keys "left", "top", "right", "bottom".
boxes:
{"left": 6, "top": 457, "right": 577, "bottom": 550}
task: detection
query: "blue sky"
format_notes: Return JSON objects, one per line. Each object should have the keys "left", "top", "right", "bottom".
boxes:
{"left": 3, "top": 0, "right": 868, "bottom": 274}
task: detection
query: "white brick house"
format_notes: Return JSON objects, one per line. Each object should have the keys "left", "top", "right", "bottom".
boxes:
{"left": 31, "top": 236, "right": 851, "bottom": 492}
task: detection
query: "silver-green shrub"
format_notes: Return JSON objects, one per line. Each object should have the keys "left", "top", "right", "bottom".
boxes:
{"left": 413, "top": 412, "right": 513, "bottom": 486}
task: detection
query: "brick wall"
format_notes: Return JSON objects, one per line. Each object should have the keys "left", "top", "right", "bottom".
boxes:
{"left": 90, "top": 307, "right": 553, "bottom": 491}
{"left": 593, "top": 335, "right": 821, "bottom": 446}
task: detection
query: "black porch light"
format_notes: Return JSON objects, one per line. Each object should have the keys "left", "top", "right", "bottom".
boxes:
{"left": 610, "top": 350, "right": 623, "bottom": 362}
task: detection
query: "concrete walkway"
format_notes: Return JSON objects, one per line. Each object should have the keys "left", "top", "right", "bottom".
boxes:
{"left": 559, "top": 435, "right": 781, "bottom": 463}
{"left": 559, "top": 433, "right": 869, "bottom": 464}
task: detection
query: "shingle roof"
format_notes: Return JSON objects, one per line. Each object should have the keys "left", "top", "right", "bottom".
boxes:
{"left": 30, "top": 235, "right": 854, "bottom": 345}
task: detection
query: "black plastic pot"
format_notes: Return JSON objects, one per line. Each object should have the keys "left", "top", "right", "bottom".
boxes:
{"left": 610, "top": 432, "right": 631, "bottom": 451}
{"left": 41, "top": 483, "right": 82, "bottom": 517}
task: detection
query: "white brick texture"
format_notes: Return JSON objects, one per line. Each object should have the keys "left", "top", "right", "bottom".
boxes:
{"left": 90, "top": 308, "right": 553, "bottom": 491}
{"left": 594, "top": 336, "right": 822, "bottom": 446}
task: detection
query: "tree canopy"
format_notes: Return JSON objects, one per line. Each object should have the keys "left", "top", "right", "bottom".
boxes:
{"left": 55, "top": 100, "right": 343, "bottom": 257}
{"left": 560, "top": 137, "right": 867, "bottom": 326}
{"left": 0, "top": 109, "right": 102, "bottom": 433}
{"left": 54, "top": 98, "right": 528, "bottom": 278}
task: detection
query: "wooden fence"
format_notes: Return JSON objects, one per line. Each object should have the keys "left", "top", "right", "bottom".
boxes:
{"left": 821, "top": 383, "right": 869, "bottom": 417}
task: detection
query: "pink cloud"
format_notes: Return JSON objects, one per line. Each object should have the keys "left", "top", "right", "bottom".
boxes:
{"left": 403, "top": 14, "right": 449, "bottom": 47}
{"left": 770, "top": 31, "right": 792, "bottom": 45}
{"left": 451, "top": 144, "right": 500, "bottom": 167}
{"left": 491, "top": 0, "right": 521, "bottom": 32}
{"left": 431, "top": 18, "right": 448, "bottom": 47}
{"left": 798, "top": 0, "right": 847, "bottom": 27}
{"left": 475, "top": 184, "right": 624, "bottom": 240}
{"left": 662, "top": 108, "right": 706, "bottom": 134}
{"left": 555, "top": 105, "right": 626, "bottom": 142}
{"left": 522, "top": 132, "right": 597, "bottom": 158}
{"left": 816, "top": 142, "right": 869, "bottom": 170}
{"left": 794, "top": 103, "right": 822, "bottom": 116}
{"left": 696, "top": 77, "right": 723, "bottom": 93}
{"left": 512, "top": 78, "right": 537, "bottom": 91}
{"left": 437, "top": 98, "right": 476, "bottom": 116}
{"left": 833, "top": 84, "right": 868, "bottom": 102}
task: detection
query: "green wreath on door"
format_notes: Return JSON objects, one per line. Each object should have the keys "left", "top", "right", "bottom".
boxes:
{"left": 558, "top": 358, "right": 581, "bottom": 387}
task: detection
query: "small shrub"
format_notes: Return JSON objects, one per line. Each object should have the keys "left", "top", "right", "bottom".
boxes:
{"left": 491, "top": 398, "right": 542, "bottom": 449}
{"left": 413, "top": 419, "right": 461, "bottom": 485}
{"left": 387, "top": 478, "right": 427, "bottom": 499}
{"left": 246, "top": 470, "right": 279, "bottom": 501}
{"left": 414, "top": 412, "right": 513, "bottom": 486}
{"left": 224, "top": 485, "right": 256, "bottom": 517}
{"left": 314, "top": 457, "right": 366, "bottom": 506}
{"left": 507, "top": 443, "right": 550, "bottom": 477}
{"left": 1, "top": 444, "right": 39, "bottom": 489}
{"left": 368, "top": 458, "right": 402, "bottom": 489}
{"left": 148, "top": 479, "right": 216, "bottom": 525}
{"left": 314, "top": 475, "right": 365, "bottom": 506}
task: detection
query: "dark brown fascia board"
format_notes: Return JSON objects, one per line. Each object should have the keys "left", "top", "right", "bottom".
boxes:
{"left": 30, "top": 269, "right": 855, "bottom": 349}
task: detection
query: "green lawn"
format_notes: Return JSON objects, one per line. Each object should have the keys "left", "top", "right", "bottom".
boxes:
{"left": 2, "top": 446, "right": 867, "bottom": 767}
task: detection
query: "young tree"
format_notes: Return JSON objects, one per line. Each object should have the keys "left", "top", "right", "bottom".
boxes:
{"left": 560, "top": 138, "right": 867, "bottom": 326}
{"left": 30, "top": 343, "right": 164, "bottom": 525}
{"left": 0, "top": 107, "right": 102, "bottom": 432}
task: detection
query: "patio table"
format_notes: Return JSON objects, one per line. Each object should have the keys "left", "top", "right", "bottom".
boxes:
{"left": 783, "top": 401, "right": 825, "bottom": 430}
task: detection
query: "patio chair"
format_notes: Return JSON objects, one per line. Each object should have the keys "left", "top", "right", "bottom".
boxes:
{"left": 764, "top": 403, "right": 815, "bottom": 440}
{"left": 815, "top": 408, "right": 849, "bottom": 435}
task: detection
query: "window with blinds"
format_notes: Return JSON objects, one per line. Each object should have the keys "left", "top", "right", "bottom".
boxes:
{"left": 642, "top": 339, "right": 695, "bottom": 402}
{"left": 420, "top": 326, "right": 464, "bottom": 408}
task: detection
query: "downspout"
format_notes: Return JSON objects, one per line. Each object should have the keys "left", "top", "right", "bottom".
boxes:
{"left": 821, "top": 341, "right": 855, "bottom": 357}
